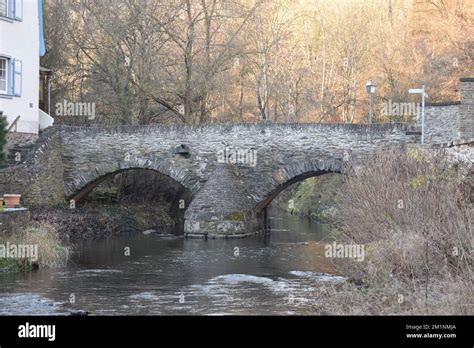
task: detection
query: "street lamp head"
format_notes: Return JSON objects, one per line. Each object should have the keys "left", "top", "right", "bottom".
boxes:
{"left": 366, "top": 80, "right": 376, "bottom": 94}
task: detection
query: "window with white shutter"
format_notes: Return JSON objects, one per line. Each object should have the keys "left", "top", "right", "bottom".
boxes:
{"left": 12, "top": 58, "right": 22, "bottom": 96}
{"left": 1, "top": 0, "right": 22, "bottom": 20}
{"left": 0, "top": 57, "right": 8, "bottom": 94}
{"left": 13, "top": 0, "right": 21, "bottom": 20}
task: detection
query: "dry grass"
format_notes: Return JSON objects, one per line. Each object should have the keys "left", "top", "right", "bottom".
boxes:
{"left": 23, "top": 222, "right": 71, "bottom": 268}
{"left": 0, "top": 222, "right": 70, "bottom": 269}
{"left": 320, "top": 147, "right": 473, "bottom": 315}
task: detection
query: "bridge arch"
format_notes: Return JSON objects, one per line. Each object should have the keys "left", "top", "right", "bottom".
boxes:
{"left": 253, "top": 158, "right": 346, "bottom": 212}
{"left": 65, "top": 160, "right": 197, "bottom": 204}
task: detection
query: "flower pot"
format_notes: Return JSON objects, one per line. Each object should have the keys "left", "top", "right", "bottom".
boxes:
{"left": 3, "top": 194, "right": 21, "bottom": 208}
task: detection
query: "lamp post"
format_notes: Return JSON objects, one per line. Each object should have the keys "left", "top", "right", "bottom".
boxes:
{"left": 408, "top": 85, "right": 428, "bottom": 145}
{"left": 366, "top": 80, "right": 376, "bottom": 124}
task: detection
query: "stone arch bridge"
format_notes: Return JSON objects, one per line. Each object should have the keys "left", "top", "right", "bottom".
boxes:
{"left": 1, "top": 123, "right": 421, "bottom": 237}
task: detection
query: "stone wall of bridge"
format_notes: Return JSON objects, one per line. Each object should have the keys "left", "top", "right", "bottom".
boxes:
{"left": 1, "top": 122, "right": 420, "bottom": 237}
{"left": 0, "top": 127, "right": 65, "bottom": 208}
{"left": 56, "top": 123, "right": 419, "bottom": 237}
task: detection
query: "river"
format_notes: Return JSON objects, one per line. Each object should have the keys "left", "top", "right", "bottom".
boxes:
{"left": 0, "top": 208, "right": 344, "bottom": 315}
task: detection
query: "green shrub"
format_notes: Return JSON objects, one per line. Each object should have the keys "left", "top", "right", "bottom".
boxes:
{"left": 0, "top": 113, "right": 8, "bottom": 164}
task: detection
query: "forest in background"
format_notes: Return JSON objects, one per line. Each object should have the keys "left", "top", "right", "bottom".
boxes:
{"left": 42, "top": 0, "right": 473, "bottom": 125}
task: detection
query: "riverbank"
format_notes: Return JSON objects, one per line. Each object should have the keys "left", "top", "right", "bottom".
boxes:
{"left": 30, "top": 203, "right": 178, "bottom": 242}
{"left": 312, "top": 148, "right": 473, "bottom": 315}
{"left": 0, "top": 222, "right": 69, "bottom": 273}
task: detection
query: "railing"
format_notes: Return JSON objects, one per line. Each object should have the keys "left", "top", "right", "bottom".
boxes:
{"left": 7, "top": 115, "right": 20, "bottom": 132}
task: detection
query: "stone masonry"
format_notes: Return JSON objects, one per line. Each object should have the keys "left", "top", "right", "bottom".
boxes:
{"left": 422, "top": 103, "right": 460, "bottom": 144}
{"left": 460, "top": 78, "right": 474, "bottom": 142}
{"left": 417, "top": 78, "right": 474, "bottom": 144}
{"left": 1, "top": 123, "right": 422, "bottom": 237}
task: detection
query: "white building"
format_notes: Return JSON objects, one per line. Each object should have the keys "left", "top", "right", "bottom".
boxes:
{"left": 0, "top": 0, "right": 53, "bottom": 135}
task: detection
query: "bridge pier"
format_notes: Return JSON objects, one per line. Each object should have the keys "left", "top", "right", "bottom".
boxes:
{"left": 184, "top": 164, "right": 263, "bottom": 238}
{"left": 184, "top": 213, "right": 263, "bottom": 238}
